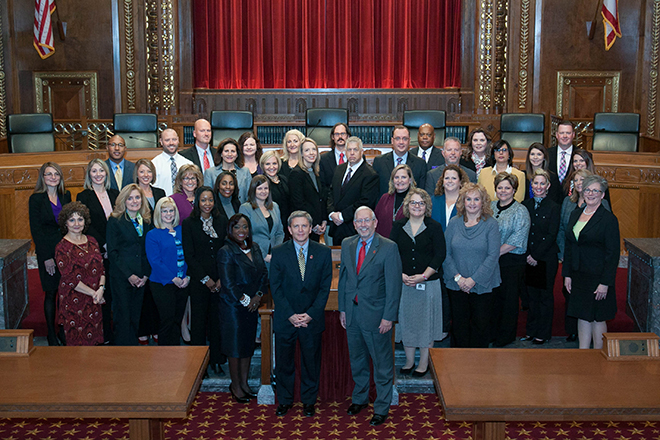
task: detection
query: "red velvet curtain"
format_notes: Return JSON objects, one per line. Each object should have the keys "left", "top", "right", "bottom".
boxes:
{"left": 193, "top": 0, "right": 461, "bottom": 89}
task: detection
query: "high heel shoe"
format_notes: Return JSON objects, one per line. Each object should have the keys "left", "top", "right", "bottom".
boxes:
{"left": 230, "top": 387, "right": 250, "bottom": 404}
{"left": 399, "top": 365, "right": 415, "bottom": 375}
{"left": 412, "top": 367, "right": 429, "bottom": 377}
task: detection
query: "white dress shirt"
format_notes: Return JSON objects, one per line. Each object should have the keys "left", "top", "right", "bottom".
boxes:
{"left": 152, "top": 151, "right": 193, "bottom": 195}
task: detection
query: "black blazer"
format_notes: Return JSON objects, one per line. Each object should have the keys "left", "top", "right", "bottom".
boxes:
{"left": 289, "top": 166, "right": 327, "bottom": 228}
{"left": 410, "top": 147, "right": 445, "bottom": 171}
{"left": 390, "top": 217, "right": 446, "bottom": 280}
{"left": 547, "top": 146, "right": 575, "bottom": 183}
{"left": 522, "top": 196, "right": 560, "bottom": 262}
{"left": 372, "top": 152, "right": 427, "bottom": 196}
{"left": 180, "top": 145, "right": 218, "bottom": 170}
{"left": 523, "top": 170, "right": 563, "bottom": 205}
{"left": 217, "top": 239, "right": 269, "bottom": 304}
{"left": 182, "top": 214, "right": 228, "bottom": 283}
{"left": 106, "top": 214, "right": 153, "bottom": 282}
{"left": 105, "top": 159, "right": 135, "bottom": 191}
{"left": 319, "top": 149, "right": 338, "bottom": 187}
{"left": 146, "top": 185, "right": 166, "bottom": 217}
{"left": 562, "top": 204, "right": 620, "bottom": 286}
{"left": 76, "top": 188, "right": 120, "bottom": 250}
{"left": 270, "top": 240, "right": 332, "bottom": 334}
{"left": 269, "top": 175, "right": 290, "bottom": 229}
{"left": 327, "top": 161, "right": 379, "bottom": 243}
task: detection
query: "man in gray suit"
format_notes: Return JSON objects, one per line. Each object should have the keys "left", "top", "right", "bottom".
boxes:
{"left": 338, "top": 206, "right": 402, "bottom": 426}
{"left": 105, "top": 134, "right": 135, "bottom": 191}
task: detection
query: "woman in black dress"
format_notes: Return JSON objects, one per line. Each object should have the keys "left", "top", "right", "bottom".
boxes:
{"left": 279, "top": 129, "right": 304, "bottom": 179}
{"left": 217, "top": 214, "right": 268, "bottom": 402}
{"left": 563, "top": 174, "right": 619, "bottom": 350}
{"left": 182, "top": 186, "right": 228, "bottom": 372}
{"left": 29, "top": 162, "right": 71, "bottom": 346}
{"left": 289, "top": 137, "right": 327, "bottom": 242}
{"left": 76, "top": 158, "right": 119, "bottom": 344}
{"left": 260, "top": 150, "right": 290, "bottom": 237}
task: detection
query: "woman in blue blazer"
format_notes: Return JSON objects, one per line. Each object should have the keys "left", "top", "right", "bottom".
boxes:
{"left": 146, "top": 197, "right": 190, "bottom": 346}
{"left": 430, "top": 165, "right": 469, "bottom": 232}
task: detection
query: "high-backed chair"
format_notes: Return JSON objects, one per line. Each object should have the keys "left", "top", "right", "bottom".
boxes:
{"left": 402, "top": 110, "right": 446, "bottom": 146}
{"left": 592, "top": 112, "right": 640, "bottom": 152}
{"left": 210, "top": 111, "right": 254, "bottom": 146}
{"left": 7, "top": 113, "right": 55, "bottom": 153}
{"left": 305, "top": 108, "right": 348, "bottom": 146}
{"left": 500, "top": 113, "right": 545, "bottom": 150}
{"left": 113, "top": 113, "right": 158, "bottom": 149}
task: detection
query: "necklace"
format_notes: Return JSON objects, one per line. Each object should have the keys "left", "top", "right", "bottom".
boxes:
{"left": 583, "top": 206, "right": 597, "bottom": 215}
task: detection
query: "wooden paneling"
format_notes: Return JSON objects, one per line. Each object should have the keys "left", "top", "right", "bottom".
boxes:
{"left": 34, "top": 71, "right": 99, "bottom": 119}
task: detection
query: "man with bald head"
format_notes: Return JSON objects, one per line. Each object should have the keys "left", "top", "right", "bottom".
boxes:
{"left": 152, "top": 128, "right": 193, "bottom": 195}
{"left": 106, "top": 134, "right": 135, "bottom": 191}
{"left": 410, "top": 124, "right": 444, "bottom": 170}
{"left": 180, "top": 118, "right": 217, "bottom": 174}
{"left": 424, "top": 137, "right": 477, "bottom": 195}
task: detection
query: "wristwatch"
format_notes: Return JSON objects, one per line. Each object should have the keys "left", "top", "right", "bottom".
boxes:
{"left": 454, "top": 274, "right": 462, "bottom": 283}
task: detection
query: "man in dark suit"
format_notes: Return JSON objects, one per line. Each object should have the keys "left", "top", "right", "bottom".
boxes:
{"left": 424, "top": 137, "right": 477, "bottom": 195}
{"left": 327, "top": 136, "right": 379, "bottom": 245}
{"left": 319, "top": 122, "right": 350, "bottom": 188}
{"left": 339, "top": 206, "right": 402, "bottom": 426}
{"left": 270, "top": 211, "right": 332, "bottom": 418}
{"left": 180, "top": 118, "right": 217, "bottom": 174}
{"left": 372, "top": 125, "right": 427, "bottom": 196}
{"left": 548, "top": 120, "right": 575, "bottom": 185}
{"left": 410, "top": 123, "right": 444, "bottom": 170}
{"left": 106, "top": 135, "right": 135, "bottom": 191}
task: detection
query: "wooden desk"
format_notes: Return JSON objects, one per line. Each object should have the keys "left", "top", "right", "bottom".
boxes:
{"left": 0, "top": 346, "right": 209, "bottom": 440}
{"left": 431, "top": 348, "right": 660, "bottom": 440}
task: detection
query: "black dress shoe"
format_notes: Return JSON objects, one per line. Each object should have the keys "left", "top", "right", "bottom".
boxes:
{"left": 303, "top": 404, "right": 315, "bottom": 417}
{"left": 276, "top": 404, "right": 292, "bottom": 416}
{"left": 242, "top": 390, "right": 257, "bottom": 399}
{"left": 370, "top": 413, "right": 388, "bottom": 426}
{"left": 347, "top": 403, "right": 369, "bottom": 415}
{"left": 567, "top": 334, "right": 578, "bottom": 342}
{"left": 230, "top": 388, "right": 250, "bottom": 404}
{"left": 399, "top": 365, "right": 415, "bottom": 375}
{"left": 532, "top": 338, "right": 546, "bottom": 345}
{"left": 412, "top": 367, "right": 428, "bottom": 377}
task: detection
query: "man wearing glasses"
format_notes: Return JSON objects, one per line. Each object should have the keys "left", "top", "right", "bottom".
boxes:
{"left": 319, "top": 122, "right": 351, "bottom": 187}
{"left": 372, "top": 125, "right": 427, "bottom": 196}
{"left": 105, "top": 135, "right": 135, "bottom": 191}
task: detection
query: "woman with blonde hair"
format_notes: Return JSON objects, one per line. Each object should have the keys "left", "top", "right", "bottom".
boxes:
{"left": 374, "top": 164, "right": 416, "bottom": 238}
{"left": 279, "top": 129, "right": 305, "bottom": 178}
{"left": 260, "top": 150, "right": 290, "bottom": 234}
{"left": 172, "top": 163, "right": 203, "bottom": 221}
{"left": 133, "top": 158, "right": 166, "bottom": 216}
{"left": 106, "top": 184, "right": 153, "bottom": 345}
{"left": 289, "top": 137, "right": 327, "bottom": 241}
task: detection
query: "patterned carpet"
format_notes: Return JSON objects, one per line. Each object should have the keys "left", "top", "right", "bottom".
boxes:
{"left": 2, "top": 392, "right": 658, "bottom": 440}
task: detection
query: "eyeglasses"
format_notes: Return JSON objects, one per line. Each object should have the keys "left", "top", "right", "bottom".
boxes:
{"left": 108, "top": 142, "right": 125, "bottom": 148}
{"left": 583, "top": 188, "right": 603, "bottom": 195}
{"left": 182, "top": 176, "right": 197, "bottom": 182}
{"left": 393, "top": 137, "right": 410, "bottom": 142}
{"left": 43, "top": 172, "right": 59, "bottom": 178}
{"left": 493, "top": 147, "right": 508, "bottom": 152}
{"left": 354, "top": 218, "right": 374, "bottom": 225}
{"left": 409, "top": 201, "right": 426, "bottom": 207}
{"left": 333, "top": 132, "right": 348, "bottom": 138}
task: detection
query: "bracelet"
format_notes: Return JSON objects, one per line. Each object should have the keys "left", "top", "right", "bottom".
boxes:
{"left": 100, "top": 284, "right": 105, "bottom": 291}
{"left": 422, "top": 274, "right": 428, "bottom": 281}
{"left": 201, "top": 275, "right": 211, "bottom": 285}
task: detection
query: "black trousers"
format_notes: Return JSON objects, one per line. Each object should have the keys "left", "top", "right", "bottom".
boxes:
{"left": 112, "top": 280, "right": 144, "bottom": 346}
{"left": 526, "top": 258, "right": 558, "bottom": 340}
{"left": 491, "top": 263, "right": 526, "bottom": 347}
{"left": 151, "top": 282, "right": 189, "bottom": 346}
{"left": 562, "top": 283, "right": 578, "bottom": 335}
{"left": 448, "top": 289, "right": 493, "bottom": 348}
{"left": 189, "top": 282, "right": 213, "bottom": 346}
{"left": 275, "top": 328, "right": 323, "bottom": 405}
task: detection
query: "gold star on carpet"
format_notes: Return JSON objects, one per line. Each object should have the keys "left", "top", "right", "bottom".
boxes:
{"left": 518, "top": 428, "right": 532, "bottom": 436}
{"left": 416, "top": 407, "right": 431, "bottom": 414}
{"left": 271, "top": 421, "right": 286, "bottom": 428}
{"left": 87, "top": 421, "right": 101, "bottom": 429}
{"left": 78, "top": 436, "right": 95, "bottom": 440}
{"left": 419, "top": 421, "right": 434, "bottom": 429}
{"left": 238, "top": 407, "right": 252, "bottom": 414}
{"left": 326, "top": 428, "right": 343, "bottom": 436}
{"left": 442, "top": 428, "right": 456, "bottom": 436}
{"left": 213, "top": 428, "right": 228, "bottom": 436}
{"left": 415, "top": 395, "right": 428, "bottom": 400}
{"left": 234, "top": 421, "right": 249, "bottom": 428}
{"left": 569, "top": 422, "right": 583, "bottom": 428}
{"left": 607, "top": 422, "right": 620, "bottom": 428}
{"left": 251, "top": 428, "right": 266, "bottom": 436}
{"left": 400, "top": 414, "right": 414, "bottom": 421}
{"left": 192, "top": 436, "right": 208, "bottom": 440}
{"left": 62, "top": 428, "right": 80, "bottom": 436}
{"left": 310, "top": 421, "right": 324, "bottom": 428}
{"left": 404, "top": 428, "right": 418, "bottom": 436}
{"left": 592, "top": 428, "right": 607, "bottom": 435}
{"left": 644, "top": 422, "right": 656, "bottom": 428}
{"left": 12, "top": 422, "right": 26, "bottom": 429}
{"left": 556, "top": 428, "right": 570, "bottom": 436}
{"left": 197, "top": 421, "right": 211, "bottom": 428}
{"left": 383, "top": 420, "right": 398, "bottom": 429}
{"left": 385, "top": 436, "right": 400, "bottom": 440}
{"left": 615, "top": 436, "right": 631, "bottom": 440}
{"left": 202, "top": 407, "right": 216, "bottom": 413}
{"left": 288, "top": 428, "right": 306, "bottom": 436}
{"left": 25, "top": 429, "right": 41, "bottom": 436}
{"left": 254, "top": 414, "right": 268, "bottom": 421}
{"left": 345, "top": 436, "right": 361, "bottom": 440}
{"left": 630, "top": 428, "right": 645, "bottom": 435}
{"left": 398, "top": 400, "right": 410, "bottom": 407}
{"left": 458, "top": 422, "right": 471, "bottom": 428}
{"left": 291, "top": 414, "right": 305, "bottom": 421}
{"left": 576, "top": 436, "right": 593, "bottom": 440}
{"left": 346, "top": 421, "right": 360, "bottom": 429}
{"left": 365, "top": 428, "right": 380, "bottom": 436}
{"left": 2, "top": 436, "right": 17, "bottom": 440}
{"left": 328, "top": 415, "right": 341, "bottom": 422}
{"left": 217, "top": 414, "right": 231, "bottom": 421}
{"left": 425, "top": 436, "right": 441, "bottom": 440}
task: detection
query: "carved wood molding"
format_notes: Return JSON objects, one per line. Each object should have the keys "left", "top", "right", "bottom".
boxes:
{"left": 555, "top": 71, "right": 620, "bottom": 118}
{"left": 123, "top": 0, "right": 136, "bottom": 110}
{"left": 477, "top": 0, "right": 508, "bottom": 113}
{"left": 517, "top": 0, "right": 531, "bottom": 109}
{"left": 647, "top": 0, "right": 660, "bottom": 137}
{"left": 146, "top": 0, "right": 177, "bottom": 114}
{"left": 33, "top": 71, "right": 99, "bottom": 119}
{"left": 0, "top": 11, "right": 6, "bottom": 138}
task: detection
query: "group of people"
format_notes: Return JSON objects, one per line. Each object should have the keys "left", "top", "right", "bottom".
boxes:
{"left": 28, "top": 117, "right": 619, "bottom": 426}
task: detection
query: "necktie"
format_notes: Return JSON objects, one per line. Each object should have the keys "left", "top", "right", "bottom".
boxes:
{"left": 298, "top": 248, "right": 306, "bottom": 281}
{"left": 559, "top": 151, "right": 568, "bottom": 182}
{"left": 343, "top": 167, "right": 353, "bottom": 187}
{"left": 339, "top": 153, "right": 345, "bottom": 164}
{"left": 114, "top": 166, "right": 123, "bottom": 191}
{"left": 355, "top": 240, "right": 367, "bottom": 304}
{"left": 396, "top": 157, "right": 403, "bottom": 166}
{"left": 170, "top": 157, "right": 177, "bottom": 189}
{"left": 421, "top": 150, "right": 427, "bottom": 161}
{"left": 203, "top": 151, "right": 210, "bottom": 171}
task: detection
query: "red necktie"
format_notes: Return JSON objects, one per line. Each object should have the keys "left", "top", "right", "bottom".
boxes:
{"left": 339, "top": 153, "right": 345, "bottom": 164}
{"left": 203, "top": 152, "right": 210, "bottom": 171}
{"left": 355, "top": 240, "right": 367, "bottom": 304}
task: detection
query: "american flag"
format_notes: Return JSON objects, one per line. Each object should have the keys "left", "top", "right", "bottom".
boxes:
{"left": 602, "top": 0, "right": 621, "bottom": 51}
{"left": 33, "top": 0, "right": 56, "bottom": 59}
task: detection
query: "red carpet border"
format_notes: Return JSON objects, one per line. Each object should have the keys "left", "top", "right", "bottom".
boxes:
{"left": 2, "top": 392, "right": 659, "bottom": 440}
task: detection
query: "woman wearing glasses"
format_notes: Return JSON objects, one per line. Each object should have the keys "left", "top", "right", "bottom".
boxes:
{"left": 563, "top": 174, "right": 619, "bottom": 350}
{"left": 477, "top": 140, "right": 526, "bottom": 203}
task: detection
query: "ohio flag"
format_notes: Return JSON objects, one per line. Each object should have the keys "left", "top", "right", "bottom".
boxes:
{"left": 602, "top": 0, "right": 621, "bottom": 51}
{"left": 34, "top": 0, "right": 56, "bottom": 59}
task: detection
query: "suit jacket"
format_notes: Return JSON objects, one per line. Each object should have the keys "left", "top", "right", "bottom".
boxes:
{"left": 547, "top": 146, "right": 575, "bottom": 183}
{"left": 319, "top": 149, "right": 339, "bottom": 188}
{"left": 562, "top": 204, "right": 620, "bottom": 286}
{"left": 180, "top": 145, "right": 218, "bottom": 171}
{"left": 523, "top": 170, "right": 563, "bottom": 205}
{"left": 270, "top": 240, "right": 332, "bottom": 334}
{"left": 147, "top": 185, "right": 167, "bottom": 217}
{"left": 372, "top": 152, "right": 427, "bottom": 196}
{"left": 410, "top": 146, "right": 444, "bottom": 171}
{"left": 217, "top": 239, "right": 269, "bottom": 304}
{"left": 430, "top": 194, "right": 458, "bottom": 232}
{"left": 327, "top": 161, "right": 380, "bottom": 243}
{"left": 204, "top": 165, "right": 251, "bottom": 204}
{"left": 105, "top": 159, "right": 136, "bottom": 191}
{"left": 238, "top": 202, "right": 285, "bottom": 258}
{"left": 106, "top": 214, "right": 153, "bottom": 282}
{"left": 145, "top": 225, "right": 188, "bottom": 285}
{"left": 76, "top": 188, "right": 119, "bottom": 250}
{"left": 29, "top": 191, "right": 71, "bottom": 264}
{"left": 338, "top": 233, "right": 402, "bottom": 330}
{"left": 181, "top": 214, "right": 228, "bottom": 283}
{"left": 289, "top": 166, "right": 327, "bottom": 228}
{"left": 425, "top": 163, "right": 477, "bottom": 196}
{"left": 522, "top": 196, "right": 560, "bottom": 262}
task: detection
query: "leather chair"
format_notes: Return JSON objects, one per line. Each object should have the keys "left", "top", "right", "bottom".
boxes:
{"left": 403, "top": 110, "right": 446, "bottom": 146}
{"left": 113, "top": 113, "right": 158, "bottom": 149}
{"left": 592, "top": 112, "right": 640, "bottom": 152}
{"left": 305, "top": 108, "right": 348, "bottom": 146}
{"left": 7, "top": 113, "right": 55, "bottom": 153}
{"left": 500, "top": 113, "right": 545, "bottom": 150}
{"left": 210, "top": 111, "right": 254, "bottom": 146}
